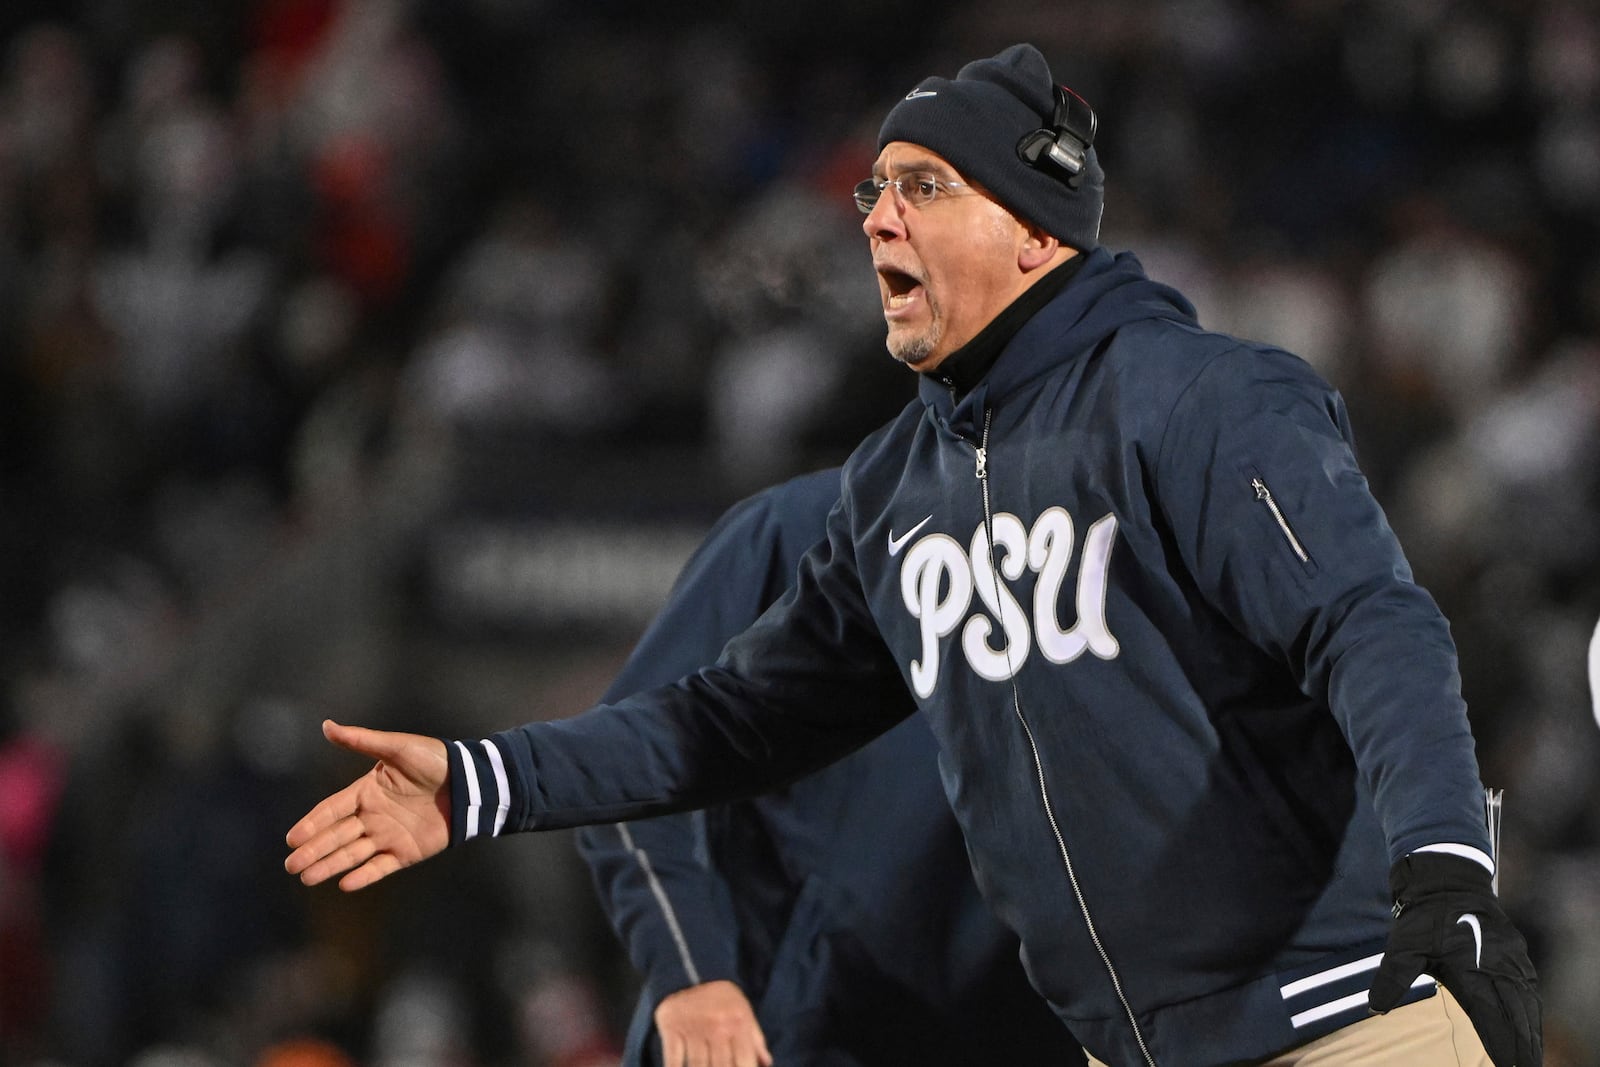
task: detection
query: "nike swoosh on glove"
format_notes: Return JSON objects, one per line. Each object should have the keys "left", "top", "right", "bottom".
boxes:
{"left": 1369, "top": 852, "right": 1542, "bottom": 1067}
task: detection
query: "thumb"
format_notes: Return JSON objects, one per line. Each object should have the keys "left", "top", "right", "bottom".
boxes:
{"left": 1368, "top": 947, "right": 1427, "bottom": 1014}
{"left": 322, "top": 719, "right": 414, "bottom": 763}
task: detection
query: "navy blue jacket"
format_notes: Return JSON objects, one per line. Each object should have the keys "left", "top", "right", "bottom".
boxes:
{"left": 447, "top": 249, "right": 1494, "bottom": 1066}
{"left": 573, "top": 469, "right": 1076, "bottom": 1066}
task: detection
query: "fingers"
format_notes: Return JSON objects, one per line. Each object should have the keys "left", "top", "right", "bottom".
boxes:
{"left": 286, "top": 814, "right": 357, "bottom": 877}
{"left": 1452, "top": 974, "right": 1513, "bottom": 1067}
{"left": 283, "top": 724, "right": 405, "bottom": 849}
{"left": 1447, "top": 973, "right": 1543, "bottom": 1067}
{"left": 1367, "top": 949, "right": 1426, "bottom": 1013}
{"left": 682, "top": 1036, "right": 754, "bottom": 1067}
{"left": 653, "top": 982, "right": 769, "bottom": 1067}
{"left": 1494, "top": 978, "right": 1542, "bottom": 1067}
{"left": 655, "top": 1026, "right": 768, "bottom": 1067}
{"left": 285, "top": 812, "right": 374, "bottom": 880}
{"left": 284, "top": 781, "right": 362, "bottom": 849}
{"left": 339, "top": 851, "right": 404, "bottom": 893}
{"left": 718, "top": 1034, "right": 748, "bottom": 1067}
{"left": 286, "top": 816, "right": 411, "bottom": 892}
{"left": 659, "top": 1030, "right": 684, "bottom": 1067}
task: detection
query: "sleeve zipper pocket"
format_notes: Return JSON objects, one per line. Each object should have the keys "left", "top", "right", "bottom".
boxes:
{"left": 1251, "top": 474, "right": 1315, "bottom": 569}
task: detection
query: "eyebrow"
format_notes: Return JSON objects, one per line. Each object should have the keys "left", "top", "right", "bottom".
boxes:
{"left": 871, "top": 155, "right": 957, "bottom": 180}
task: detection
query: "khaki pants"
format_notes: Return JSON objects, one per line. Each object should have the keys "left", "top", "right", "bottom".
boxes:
{"left": 1086, "top": 986, "right": 1492, "bottom": 1066}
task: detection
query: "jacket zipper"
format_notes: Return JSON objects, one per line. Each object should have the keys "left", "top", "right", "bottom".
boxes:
{"left": 1251, "top": 475, "right": 1311, "bottom": 564}
{"left": 973, "top": 408, "right": 1158, "bottom": 1067}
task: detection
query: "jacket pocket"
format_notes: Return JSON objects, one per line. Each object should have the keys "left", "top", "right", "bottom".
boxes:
{"left": 1248, "top": 470, "right": 1319, "bottom": 576}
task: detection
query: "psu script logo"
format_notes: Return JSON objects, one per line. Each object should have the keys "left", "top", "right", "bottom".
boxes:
{"left": 893, "top": 508, "right": 1120, "bottom": 697}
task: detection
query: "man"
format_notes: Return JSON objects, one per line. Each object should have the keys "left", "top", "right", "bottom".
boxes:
{"left": 573, "top": 468, "right": 1076, "bottom": 1067}
{"left": 287, "top": 44, "right": 1541, "bottom": 1066}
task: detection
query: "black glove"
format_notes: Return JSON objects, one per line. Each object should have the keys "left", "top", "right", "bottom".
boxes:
{"left": 1369, "top": 852, "right": 1541, "bottom": 1067}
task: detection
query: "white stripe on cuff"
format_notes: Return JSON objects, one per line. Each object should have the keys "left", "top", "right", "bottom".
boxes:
{"left": 1411, "top": 842, "right": 1495, "bottom": 875}
{"left": 453, "top": 740, "right": 482, "bottom": 841}
{"left": 480, "top": 739, "right": 511, "bottom": 837}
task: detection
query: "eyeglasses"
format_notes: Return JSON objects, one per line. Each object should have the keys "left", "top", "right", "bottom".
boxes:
{"left": 853, "top": 171, "right": 972, "bottom": 213}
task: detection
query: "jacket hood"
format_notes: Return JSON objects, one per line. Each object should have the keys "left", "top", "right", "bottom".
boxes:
{"left": 919, "top": 246, "right": 1197, "bottom": 425}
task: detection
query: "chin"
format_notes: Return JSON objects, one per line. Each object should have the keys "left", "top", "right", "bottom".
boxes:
{"left": 886, "top": 328, "right": 941, "bottom": 368}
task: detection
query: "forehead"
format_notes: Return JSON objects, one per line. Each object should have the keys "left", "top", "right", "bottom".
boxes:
{"left": 872, "top": 141, "right": 964, "bottom": 179}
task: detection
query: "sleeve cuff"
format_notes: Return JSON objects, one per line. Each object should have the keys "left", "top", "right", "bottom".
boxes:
{"left": 446, "top": 737, "right": 513, "bottom": 846}
{"left": 1409, "top": 842, "right": 1495, "bottom": 875}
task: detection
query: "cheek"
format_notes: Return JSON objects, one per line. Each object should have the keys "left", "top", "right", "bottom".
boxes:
{"left": 921, "top": 213, "right": 1020, "bottom": 323}
{"left": 940, "top": 251, "right": 1011, "bottom": 323}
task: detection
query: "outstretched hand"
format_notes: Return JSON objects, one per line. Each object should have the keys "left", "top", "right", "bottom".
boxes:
{"left": 654, "top": 980, "right": 773, "bottom": 1067}
{"left": 284, "top": 719, "right": 452, "bottom": 892}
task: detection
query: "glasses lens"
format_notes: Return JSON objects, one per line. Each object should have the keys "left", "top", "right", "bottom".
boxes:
{"left": 902, "top": 172, "right": 938, "bottom": 207}
{"left": 853, "top": 179, "right": 881, "bottom": 213}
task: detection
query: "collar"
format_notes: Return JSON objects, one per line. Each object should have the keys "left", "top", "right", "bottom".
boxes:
{"left": 922, "top": 254, "right": 1086, "bottom": 399}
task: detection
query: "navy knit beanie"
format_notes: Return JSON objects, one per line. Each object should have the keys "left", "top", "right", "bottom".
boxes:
{"left": 878, "top": 43, "right": 1104, "bottom": 251}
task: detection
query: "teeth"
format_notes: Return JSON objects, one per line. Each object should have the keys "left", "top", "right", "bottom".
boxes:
{"left": 889, "top": 293, "right": 915, "bottom": 308}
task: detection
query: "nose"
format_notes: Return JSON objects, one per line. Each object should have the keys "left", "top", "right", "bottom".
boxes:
{"left": 861, "top": 189, "right": 906, "bottom": 242}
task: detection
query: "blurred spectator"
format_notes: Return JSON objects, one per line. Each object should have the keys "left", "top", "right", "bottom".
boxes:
{"left": 697, "top": 176, "right": 883, "bottom": 488}
{"left": 1362, "top": 195, "right": 1532, "bottom": 426}
{"left": 399, "top": 195, "right": 624, "bottom": 438}
{"left": 0, "top": 699, "right": 66, "bottom": 1061}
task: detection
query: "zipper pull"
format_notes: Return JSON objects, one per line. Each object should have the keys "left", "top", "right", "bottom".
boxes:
{"left": 1252, "top": 476, "right": 1269, "bottom": 502}
{"left": 975, "top": 408, "right": 992, "bottom": 480}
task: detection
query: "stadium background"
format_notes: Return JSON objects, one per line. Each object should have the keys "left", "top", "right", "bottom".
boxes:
{"left": 0, "top": 1, "right": 1597, "bottom": 1064}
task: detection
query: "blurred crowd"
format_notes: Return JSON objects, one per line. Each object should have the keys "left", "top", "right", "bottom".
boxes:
{"left": 0, "top": 1, "right": 1597, "bottom": 1065}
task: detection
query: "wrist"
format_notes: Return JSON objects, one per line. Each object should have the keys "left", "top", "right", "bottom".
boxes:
{"left": 1409, "top": 841, "right": 1494, "bottom": 875}
{"left": 446, "top": 736, "right": 512, "bottom": 846}
{"left": 1389, "top": 851, "right": 1496, "bottom": 910}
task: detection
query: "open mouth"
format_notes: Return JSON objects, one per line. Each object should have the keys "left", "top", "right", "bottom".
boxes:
{"left": 878, "top": 266, "right": 925, "bottom": 312}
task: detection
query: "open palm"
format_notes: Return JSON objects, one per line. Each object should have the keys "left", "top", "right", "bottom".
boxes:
{"left": 284, "top": 720, "right": 452, "bottom": 891}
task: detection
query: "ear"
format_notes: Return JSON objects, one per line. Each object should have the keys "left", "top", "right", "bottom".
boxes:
{"left": 1018, "top": 222, "right": 1063, "bottom": 271}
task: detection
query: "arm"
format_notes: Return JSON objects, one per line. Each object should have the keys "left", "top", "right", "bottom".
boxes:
{"left": 577, "top": 815, "right": 741, "bottom": 1011}
{"left": 285, "top": 472, "right": 906, "bottom": 886}
{"left": 1156, "top": 346, "right": 1538, "bottom": 1065}
{"left": 574, "top": 477, "right": 841, "bottom": 1062}
{"left": 1155, "top": 346, "right": 1490, "bottom": 860}
{"left": 446, "top": 483, "right": 915, "bottom": 839}
{"left": 281, "top": 515, "right": 789, "bottom": 1064}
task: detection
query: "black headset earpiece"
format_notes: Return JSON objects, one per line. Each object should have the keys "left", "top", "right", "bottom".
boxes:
{"left": 1016, "top": 84, "right": 1098, "bottom": 188}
